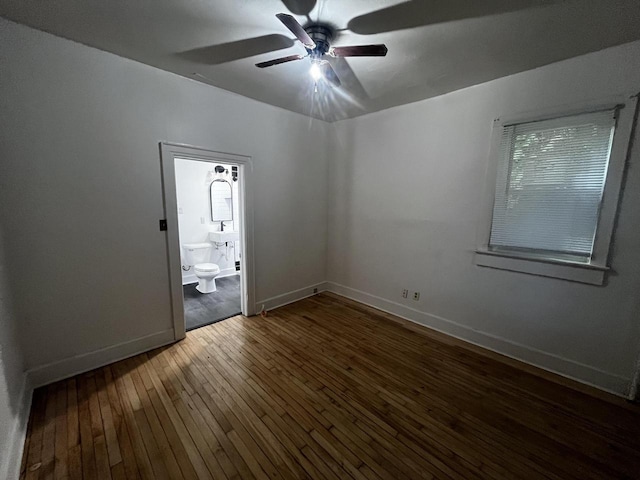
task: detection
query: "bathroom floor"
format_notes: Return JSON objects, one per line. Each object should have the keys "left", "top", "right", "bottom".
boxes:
{"left": 183, "top": 274, "right": 241, "bottom": 331}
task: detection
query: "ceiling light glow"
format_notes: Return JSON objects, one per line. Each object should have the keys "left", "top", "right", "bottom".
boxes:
{"left": 309, "top": 63, "right": 322, "bottom": 81}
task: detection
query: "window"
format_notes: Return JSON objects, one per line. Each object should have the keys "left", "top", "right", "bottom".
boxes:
{"left": 476, "top": 95, "right": 637, "bottom": 285}
{"left": 490, "top": 110, "right": 615, "bottom": 261}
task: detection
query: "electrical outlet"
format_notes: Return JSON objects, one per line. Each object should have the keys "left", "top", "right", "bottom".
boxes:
{"left": 413, "top": 291, "right": 420, "bottom": 301}
{"left": 402, "top": 289, "right": 409, "bottom": 298}
{"left": 313, "top": 288, "right": 318, "bottom": 294}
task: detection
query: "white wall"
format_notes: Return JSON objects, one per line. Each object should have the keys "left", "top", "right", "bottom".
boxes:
{"left": 175, "top": 159, "right": 239, "bottom": 283}
{"left": 0, "top": 18, "right": 330, "bottom": 380}
{"left": 0, "top": 225, "right": 29, "bottom": 480}
{"left": 327, "top": 41, "right": 640, "bottom": 396}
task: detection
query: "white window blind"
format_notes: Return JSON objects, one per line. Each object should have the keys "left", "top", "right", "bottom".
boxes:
{"left": 489, "top": 109, "right": 617, "bottom": 260}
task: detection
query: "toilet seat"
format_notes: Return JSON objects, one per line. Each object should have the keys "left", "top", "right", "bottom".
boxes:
{"left": 194, "top": 263, "right": 220, "bottom": 274}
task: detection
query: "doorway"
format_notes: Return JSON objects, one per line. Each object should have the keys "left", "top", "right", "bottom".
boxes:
{"left": 160, "top": 143, "right": 256, "bottom": 340}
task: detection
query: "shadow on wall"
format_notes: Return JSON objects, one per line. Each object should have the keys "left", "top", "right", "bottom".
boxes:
{"left": 327, "top": 123, "right": 356, "bottom": 284}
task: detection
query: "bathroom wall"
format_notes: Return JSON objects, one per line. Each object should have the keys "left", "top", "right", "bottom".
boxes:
{"left": 0, "top": 18, "right": 330, "bottom": 382}
{"left": 174, "top": 159, "right": 240, "bottom": 283}
{"left": 327, "top": 40, "right": 640, "bottom": 396}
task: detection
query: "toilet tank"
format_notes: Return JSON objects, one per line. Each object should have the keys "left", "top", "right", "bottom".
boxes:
{"left": 182, "top": 242, "right": 212, "bottom": 266}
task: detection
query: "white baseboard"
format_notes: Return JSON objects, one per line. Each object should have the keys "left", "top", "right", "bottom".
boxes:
{"left": 326, "top": 282, "right": 630, "bottom": 397}
{"left": 256, "top": 282, "right": 328, "bottom": 313}
{"left": 26, "top": 328, "right": 176, "bottom": 389}
{"left": 1, "top": 376, "right": 32, "bottom": 480}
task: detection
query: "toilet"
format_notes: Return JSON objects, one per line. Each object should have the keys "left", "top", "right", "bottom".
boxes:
{"left": 182, "top": 243, "right": 221, "bottom": 293}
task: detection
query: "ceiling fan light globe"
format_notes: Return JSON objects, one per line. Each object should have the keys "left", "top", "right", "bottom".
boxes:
{"left": 309, "top": 62, "right": 322, "bottom": 81}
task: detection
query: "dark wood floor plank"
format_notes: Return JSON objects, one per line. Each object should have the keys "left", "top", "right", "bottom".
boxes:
{"left": 188, "top": 339, "right": 322, "bottom": 476}
{"left": 110, "top": 361, "right": 160, "bottom": 480}
{"left": 174, "top": 345, "right": 299, "bottom": 480}
{"left": 77, "top": 375, "right": 98, "bottom": 480}
{"left": 140, "top": 354, "right": 214, "bottom": 480}
{"left": 38, "top": 384, "right": 57, "bottom": 480}
{"left": 254, "top": 302, "right": 590, "bottom": 479}
{"left": 20, "top": 293, "right": 640, "bottom": 480}
{"left": 101, "top": 367, "right": 142, "bottom": 480}
{"left": 85, "top": 373, "right": 113, "bottom": 480}
{"left": 126, "top": 357, "right": 185, "bottom": 480}
{"left": 53, "top": 380, "right": 68, "bottom": 480}
{"left": 152, "top": 349, "right": 231, "bottom": 479}
{"left": 218, "top": 316, "right": 473, "bottom": 479}
{"left": 95, "top": 369, "right": 123, "bottom": 469}
{"left": 208, "top": 321, "right": 443, "bottom": 480}
{"left": 221, "top": 315, "right": 477, "bottom": 480}
{"left": 24, "top": 388, "right": 46, "bottom": 480}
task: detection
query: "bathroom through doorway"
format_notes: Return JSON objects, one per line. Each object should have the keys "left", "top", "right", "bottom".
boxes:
{"left": 160, "top": 143, "right": 256, "bottom": 340}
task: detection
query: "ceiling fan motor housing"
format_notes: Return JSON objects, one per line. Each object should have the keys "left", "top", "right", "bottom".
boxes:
{"left": 305, "top": 25, "right": 333, "bottom": 59}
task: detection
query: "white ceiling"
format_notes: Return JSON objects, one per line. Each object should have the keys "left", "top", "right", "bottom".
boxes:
{"left": 2, "top": 0, "right": 640, "bottom": 121}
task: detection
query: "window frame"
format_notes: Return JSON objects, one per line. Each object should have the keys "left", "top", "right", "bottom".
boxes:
{"left": 475, "top": 94, "right": 638, "bottom": 285}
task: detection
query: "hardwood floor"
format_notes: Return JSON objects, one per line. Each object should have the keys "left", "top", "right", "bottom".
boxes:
{"left": 20, "top": 293, "right": 640, "bottom": 479}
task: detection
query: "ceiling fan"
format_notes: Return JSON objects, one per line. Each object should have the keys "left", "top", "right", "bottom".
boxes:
{"left": 256, "top": 13, "right": 388, "bottom": 87}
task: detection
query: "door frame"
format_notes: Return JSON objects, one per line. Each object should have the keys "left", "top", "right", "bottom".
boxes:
{"left": 160, "top": 142, "right": 256, "bottom": 340}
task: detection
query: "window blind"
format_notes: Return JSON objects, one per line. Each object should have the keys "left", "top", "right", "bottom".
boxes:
{"left": 489, "top": 109, "right": 616, "bottom": 259}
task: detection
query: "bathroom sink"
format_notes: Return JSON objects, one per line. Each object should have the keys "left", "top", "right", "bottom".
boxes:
{"left": 209, "top": 230, "right": 239, "bottom": 243}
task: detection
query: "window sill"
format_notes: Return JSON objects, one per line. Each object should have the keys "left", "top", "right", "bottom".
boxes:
{"left": 474, "top": 249, "right": 608, "bottom": 285}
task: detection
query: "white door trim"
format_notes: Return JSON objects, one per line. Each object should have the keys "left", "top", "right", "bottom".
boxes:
{"left": 160, "top": 142, "right": 256, "bottom": 340}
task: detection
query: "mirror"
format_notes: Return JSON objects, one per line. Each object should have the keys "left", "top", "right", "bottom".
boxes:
{"left": 210, "top": 179, "right": 233, "bottom": 222}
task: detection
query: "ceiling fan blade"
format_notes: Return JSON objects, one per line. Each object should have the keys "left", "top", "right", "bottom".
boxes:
{"left": 320, "top": 62, "right": 341, "bottom": 87}
{"left": 276, "top": 13, "right": 316, "bottom": 49}
{"left": 330, "top": 45, "right": 388, "bottom": 57}
{"left": 328, "top": 57, "right": 369, "bottom": 100}
{"left": 255, "top": 54, "right": 305, "bottom": 68}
